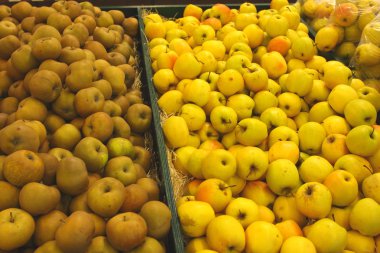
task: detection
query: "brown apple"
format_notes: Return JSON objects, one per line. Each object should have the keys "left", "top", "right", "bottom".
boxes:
{"left": 0, "top": 156, "right": 5, "bottom": 180}
{"left": 20, "top": 17, "right": 35, "bottom": 33}
{"left": 33, "top": 7, "right": 57, "bottom": 24}
{"left": 134, "top": 163, "right": 147, "bottom": 179}
{"left": 51, "top": 123, "right": 81, "bottom": 150}
{"left": 112, "top": 116, "right": 131, "bottom": 139}
{"left": 129, "top": 133, "right": 145, "bottom": 147}
{"left": 0, "top": 181, "right": 19, "bottom": 210}
{"left": 89, "top": 213, "right": 106, "bottom": 237}
{"left": 8, "top": 80, "right": 28, "bottom": 101}
{"left": 29, "top": 70, "right": 62, "bottom": 103}
{"left": 106, "top": 52, "right": 127, "bottom": 66}
{"left": 87, "top": 177, "right": 125, "bottom": 218}
{"left": 0, "top": 208, "right": 35, "bottom": 251}
{"left": 39, "top": 60, "right": 68, "bottom": 83}
{"left": 84, "top": 40, "right": 108, "bottom": 60}
{"left": 118, "top": 64, "right": 135, "bottom": 88}
{"left": 0, "top": 35, "right": 20, "bottom": 60}
{"left": 136, "top": 178, "right": 160, "bottom": 201}
{"left": 103, "top": 65, "right": 126, "bottom": 96}
{"left": 0, "top": 113, "right": 8, "bottom": 129}
{"left": 15, "top": 97, "right": 47, "bottom": 122}
{"left": 60, "top": 1, "right": 81, "bottom": 20}
{"left": 0, "top": 21, "right": 18, "bottom": 39}
{"left": 19, "top": 182, "right": 61, "bottom": 216}
{"left": 59, "top": 47, "right": 86, "bottom": 65}
{"left": 34, "top": 240, "right": 64, "bottom": 253}
{"left": 95, "top": 11, "right": 114, "bottom": 27}
{"left": 6, "top": 60, "right": 24, "bottom": 81}
{"left": 31, "top": 37, "right": 62, "bottom": 61}
{"left": 105, "top": 156, "right": 137, "bottom": 186}
{"left": 93, "top": 27, "right": 117, "bottom": 49}
{"left": 69, "top": 191, "right": 91, "bottom": 213}
{"left": 0, "top": 6, "right": 11, "bottom": 19}
{"left": 52, "top": 89, "right": 78, "bottom": 121}
{"left": 34, "top": 210, "right": 67, "bottom": 247}
{"left": 47, "top": 12, "right": 72, "bottom": 33}
{"left": 0, "top": 59, "right": 7, "bottom": 71}
{"left": 120, "top": 183, "right": 149, "bottom": 213}
{"left": 55, "top": 211, "right": 95, "bottom": 253}
{"left": 0, "top": 97, "right": 18, "bottom": 114}
{"left": 74, "top": 15, "right": 96, "bottom": 34}
{"left": 22, "top": 68, "right": 38, "bottom": 93}
{"left": 139, "top": 201, "right": 172, "bottom": 239}
{"left": 74, "top": 87, "right": 105, "bottom": 118}
{"left": 0, "top": 122, "right": 40, "bottom": 154}
{"left": 39, "top": 139, "right": 50, "bottom": 153}
{"left": 125, "top": 92, "right": 143, "bottom": 106}
{"left": 125, "top": 104, "right": 152, "bottom": 134}
{"left": 108, "top": 10, "right": 125, "bottom": 25}
{"left": 123, "top": 17, "right": 138, "bottom": 37}
{"left": 91, "top": 79, "right": 112, "bottom": 100}
{"left": 133, "top": 146, "right": 152, "bottom": 171}
{"left": 56, "top": 156, "right": 89, "bottom": 196}
{"left": 66, "top": 59, "right": 95, "bottom": 93}
{"left": 88, "top": 173, "right": 102, "bottom": 187}
{"left": 44, "top": 113, "right": 65, "bottom": 133}
{"left": 82, "top": 112, "right": 114, "bottom": 142}
{"left": 86, "top": 236, "right": 118, "bottom": 253}
{"left": 10, "top": 45, "right": 39, "bottom": 74}
{"left": 74, "top": 137, "right": 108, "bottom": 173}
{"left": 63, "top": 23, "right": 89, "bottom": 47}
{"left": 48, "top": 147, "right": 74, "bottom": 162}
{"left": 71, "top": 117, "right": 84, "bottom": 130}
{"left": 60, "top": 34, "right": 80, "bottom": 48}
{"left": 3, "top": 149, "right": 44, "bottom": 187}
{"left": 38, "top": 153, "right": 59, "bottom": 186}
{"left": 0, "top": 71, "right": 12, "bottom": 97}
{"left": 102, "top": 100, "right": 122, "bottom": 117}
{"left": 113, "top": 95, "right": 130, "bottom": 115}
{"left": 19, "top": 120, "right": 47, "bottom": 145}
{"left": 106, "top": 212, "right": 147, "bottom": 251}
{"left": 5, "top": 112, "right": 16, "bottom": 126}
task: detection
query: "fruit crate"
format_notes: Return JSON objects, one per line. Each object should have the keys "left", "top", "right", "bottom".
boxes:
{"left": 97, "top": 6, "right": 180, "bottom": 253}
{"left": 137, "top": 4, "right": 273, "bottom": 252}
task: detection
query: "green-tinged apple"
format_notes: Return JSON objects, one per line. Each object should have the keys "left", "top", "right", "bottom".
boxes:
{"left": 210, "top": 105, "right": 238, "bottom": 134}
{"left": 344, "top": 98, "right": 378, "bottom": 127}
{"left": 298, "top": 122, "right": 326, "bottom": 155}
{"left": 236, "top": 146, "right": 268, "bottom": 180}
{"left": 349, "top": 198, "right": 380, "bottom": 236}
{"left": 362, "top": 173, "right": 380, "bottom": 204}
{"left": 299, "top": 155, "right": 334, "bottom": 183}
{"left": 201, "top": 149, "right": 236, "bottom": 181}
{"left": 295, "top": 182, "right": 332, "bottom": 219}
{"left": 225, "top": 197, "right": 259, "bottom": 228}
{"left": 266, "top": 159, "right": 300, "bottom": 195}
{"left": 357, "top": 86, "right": 380, "bottom": 111}
{"left": 305, "top": 218, "right": 347, "bottom": 253}
{"left": 346, "top": 125, "right": 380, "bottom": 157}
{"left": 235, "top": 118, "right": 268, "bottom": 146}
{"left": 195, "top": 178, "right": 232, "bottom": 212}
{"left": 268, "top": 126, "right": 299, "bottom": 147}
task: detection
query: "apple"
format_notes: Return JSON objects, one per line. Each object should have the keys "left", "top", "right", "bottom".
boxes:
{"left": 236, "top": 146, "right": 268, "bottom": 181}
{"left": 291, "top": 36, "right": 316, "bottom": 61}
{"left": 229, "top": 42, "right": 253, "bottom": 61}
{"left": 245, "top": 221, "right": 283, "bottom": 253}
{"left": 280, "top": 236, "right": 316, "bottom": 253}
{"left": 350, "top": 198, "right": 380, "bottom": 236}
{"left": 177, "top": 200, "right": 215, "bottom": 237}
{"left": 268, "top": 141, "right": 299, "bottom": 164}
{"left": 345, "top": 230, "right": 376, "bottom": 253}
{"left": 202, "top": 91, "right": 226, "bottom": 116}
{"left": 195, "top": 178, "right": 232, "bottom": 212}
{"left": 235, "top": 118, "right": 268, "bottom": 146}
{"left": 162, "top": 116, "right": 189, "bottom": 148}
{"left": 298, "top": 122, "right": 326, "bottom": 155}
{"left": 235, "top": 12, "right": 258, "bottom": 30}
{"left": 242, "top": 181, "right": 276, "bottom": 207}
{"left": 265, "top": 14, "right": 289, "bottom": 37}
{"left": 321, "top": 115, "right": 351, "bottom": 135}
{"left": 346, "top": 125, "right": 380, "bottom": 157}
{"left": 331, "top": 2, "right": 359, "bottom": 27}
{"left": 266, "top": 159, "right": 300, "bottom": 195}
{"left": 243, "top": 24, "right": 264, "bottom": 49}
{"left": 308, "top": 101, "right": 336, "bottom": 123}
{"left": 201, "top": 149, "right": 236, "bottom": 181}
{"left": 305, "top": 218, "right": 347, "bottom": 253}
{"left": 334, "top": 154, "right": 373, "bottom": 184}
{"left": 323, "top": 170, "right": 358, "bottom": 207}
{"left": 202, "top": 40, "right": 226, "bottom": 61}
{"left": 321, "top": 134, "right": 349, "bottom": 164}
{"left": 105, "top": 156, "right": 137, "bottom": 186}
{"left": 304, "top": 79, "right": 329, "bottom": 106}
{"left": 210, "top": 105, "right": 238, "bottom": 134}
{"left": 258, "top": 205, "right": 276, "bottom": 223}
{"left": 74, "top": 137, "right": 108, "bottom": 173}
{"left": 327, "top": 206, "right": 352, "bottom": 230}
{"left": 299, "top": 155, "right": 334, "bottom": 183}
{"left": 206, "top": 215, "right": 245, "bottom": 252}
{"left": 253, "top": 90, "right": 278, "bottom": 115}
{"left": 277, "top": 92, "right": 301, "bottom": 118}
{"left": 362, "top": 173, "right": 380, "bottom": 204}
{"left": 216, "top": 69, "right": 244, "bottom": 97}
{"left": 285, "top": 69, "right": 313, "bottom": 97}
{"left": 273, "top": 196, "right": 307, "bottom": 227}
{"left": 173, "top": 52, "right": 202, "bottom": 80}
{"left": 195, "top": 50, "right": 218, "bottom": 73}
{"left": 185, "top": 237, "right": 210, "bottom": 253}
{"left": 183, "top": 4, "right": 203, "bottom": 19}
{"left": 242, "top": 63, "right": 268, "bottom": 93}
{"left": 295, "top": 182, "right": 332, "bottom": 219}
{"left": 183, "top": 79, "right": 211, "bottom": 107}
{"left": 226, "top": 94, "right": 255, "bottom": 120}
{"left": 322, "top": 64, "right": 352, "bottom": 90}
{"left": 275, "top": 219, "right": 303, "bottom": 241}
{"left": 225, "top": 197, "right": 259, "bottom": 228}
{"left": 260, "top": 51, "right": 287, "bottom": 79}
{"left": 193, "top": 25, "right": 215, "bottom": 46}
{"left": 344, "top": 98, "right": 378, "bottom": 127}
{"left": 315, "top": 26, "right": 339, "bottom": 52}
{"left": 268, "top": 126, "right": 299, "bottom": 147}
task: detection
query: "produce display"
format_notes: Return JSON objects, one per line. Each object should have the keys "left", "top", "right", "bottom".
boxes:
{"left": 143, "top": 1, "right": 380, "bottom": 253}
{"left": 0, "top": 1, "right": 172, "bottom": 252}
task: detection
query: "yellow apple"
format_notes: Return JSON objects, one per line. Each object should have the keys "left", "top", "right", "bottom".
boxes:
{"left": 315, "top": 26, "right": 339, "bottom": 52}
{"left": 226, "top": 94, "right": 255, "bottom": 120}
{"left": 268, "top": 126, "right": 299, "bottom": 147}
{"left": 183, "top": 4, "right": 203, "bottom": 20}
{"left": 299, "top": 155, "right": 333, "bottom": 183}
{"left": 173, "top": 52, "right": 202, "bottom": 80}
{"left": 275, "top": 219, "right": 303, "bottom": 241}
{"left": 281, "top": 236, "right": 316, "bottom": 253}
{"left": 277, "top": 92, "right": 301, "bottom": 117}
{"left": 321, "top": 133, "right": 349, "bottom": 164}
{"left": 235, "top": 118, "right": 268, "bottom": 146}
{"left": 216, "top": 69, "right": 244, "bottom": 97}
{"left": 201, "top": 149, "right": 236, "bottom": 181}
{"left": 327, "top": 84, "right": 358, "bottom": 114}
{"left": 210, "top": 105, "right": 238, "bottom": 134}
{"left": 242, "top": 63, "right": 268, "bottom": 92}
{"left": 268, "top": 141, "right": 299, "bottom": 164}
{"left": 202, "top": 40, "right": 226, "bottom": 61}
{"left": 321, "top": 115, "right": 351, "bottom": 135}
{"left": 308, "top": 101, "right": 336, "bottom": 123}
{"left": 195, "top": 178, "right": 232, "bottom": 212}
{"left": 225, "top": 197, "right": 259, "bottom": 228}
{"left": 245, "top": 221, "right": 283, "bottom": 253}
{"left": 362, "top": 173, "right": 380, "bottom": 204}
{"left": 344, "top": 98, "right": 378, "bottom": 127}
{"left": 334, "top": 154, "right": 373, "bottom": 184}
{"left": 259, "top": 107, "right": 288, "bottom": 130}
{"left": 243, "top": 24, "right": 264, "bottom": 49}
{"left": 346, "top": 125, "right": 380, "bottom": 157}
{"left": 178, "top": 200, "right": 215, "bottom": 237}
{"left": 169, "top": 38, "right": 193, "bottom": 55}
{"left": 322, "top": 63, "right": 352, "bottom": 90}
{"left": 236, "top": 146, "right": 268, "bottom": 180}
{"left": 206, "top": 215, "right": 246, "bottom": 252}
{"left": 223, "top": 31, "right": 249, "bottom": 52}
{"left": 298, "top": 122, "right": 326, "bottom": 155}
{"left": 152, "top": 68, "right": 179, "bottom": 94}
{"left": 295, "top": 182, "right": 332, "bottom": 219}
{"left": 346, "top": 230, "right": 376, "bottom": 253}
{"left": 162, "top": 116, "right": 189, "bottom": 149}
{"left": 185, "top": 237, "right": 209, "bottom": 253}
{"left": 285, "top": 69, "right": 313, "bottom": 97}
{"left": 253, "top": 90, "right": 278, "bottom": 115}
{"left": 257, "top": 205, "right": 276, "bottom": 223}
{"left": 349, "top": 198, "right": 380, "bottom": 236}
{"left": 157, "top": 90, "right": 184, "bottom": 115}
{"left": 266, "top": 159, "right": 300, "bottom": 196}
{"left": 324, "top": 170, "right": 358, "bottom": 207}
{"left": 226, "top": 175, "right": 246, "bottom": 197}
{"left": 183, "top": 79, "right": 211, "bottom": 107}
{"left": 327, "top": 206, "right": 352, "bottom": 229}
{"left": 305, "top": 55, "right": 327, "bottom": 73}
{"left": 179, "top": 104, "right": 206, "bottom": 131}
{"left": 306, "top": 218, "right": 347, "bottom": 253}
{"left": 260, "top": 51, "right": 287, "bottom": 79}
{"left": 265, "top": 14, "right": 289, "bottom": 37}
{"left": 242, "top": 181, "right": 276, "bottom": 207}
{"left": 291, "top": 36, "right": 315, "bottom": 61}
{"left": 273, "top": 196, "right": 307, "bottom": 226}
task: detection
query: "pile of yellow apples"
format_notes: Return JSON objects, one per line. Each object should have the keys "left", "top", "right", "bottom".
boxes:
{"left": 0, "top": 1, "right": 172, "bottom": 253}
{"left": 144, "top": 1, "right": 380, "bottom": 253}
{"left": 302, "top": 0, "right": 380, "bottom": 62}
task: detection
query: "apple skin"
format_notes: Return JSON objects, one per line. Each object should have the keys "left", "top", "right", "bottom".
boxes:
{"left": 323, "top": 170, "right": 358, "bottom": 207}
{"left": 273, "top": 196, "right": 307, "bottom": 227}
{"left": 281, "top": 236, "right": 316, "bottom": 253}
{"left": 349, "top": 198, "right": 380, "bottom": 236}
{"left": 0, "top": 208, "right": 35, "bottom": 251}
{"left": 362, "top": 173, "right": 380, "bottom": 204}
{"left": 236, "top": 146, "right": 268, "bottom": 181}
{"left": 201, "top": 149, "right": 236, "bottom": 181}
{"left": 225, "top": 197, "right": 259, "bottom": 229}
{"left": 346, "top": 125, "right": 380, "bottom": 157}
{"left": 245, "top": 221, "right": 283, "bottom": 253}
{"left": 195, "top": 178, "right": 232, "bottom": 213}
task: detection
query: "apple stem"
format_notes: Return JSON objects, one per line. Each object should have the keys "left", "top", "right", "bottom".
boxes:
{"left": 9, "top": 212, "right": 14, "bottom": 223}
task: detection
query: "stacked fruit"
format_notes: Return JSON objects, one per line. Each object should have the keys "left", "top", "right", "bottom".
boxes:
{"left": 145, "top": 2, "right": 380, "bottom": 253}
{"left": 302, "top": 0, "right": 380, "bottom": 61}
{"left": 0, "top": 1, "right": 171, "bottom": 253}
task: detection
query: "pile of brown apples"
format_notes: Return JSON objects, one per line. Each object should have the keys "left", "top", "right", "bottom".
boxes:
{"left": 0, "top": 1, "right": 171, "bottom": 253}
